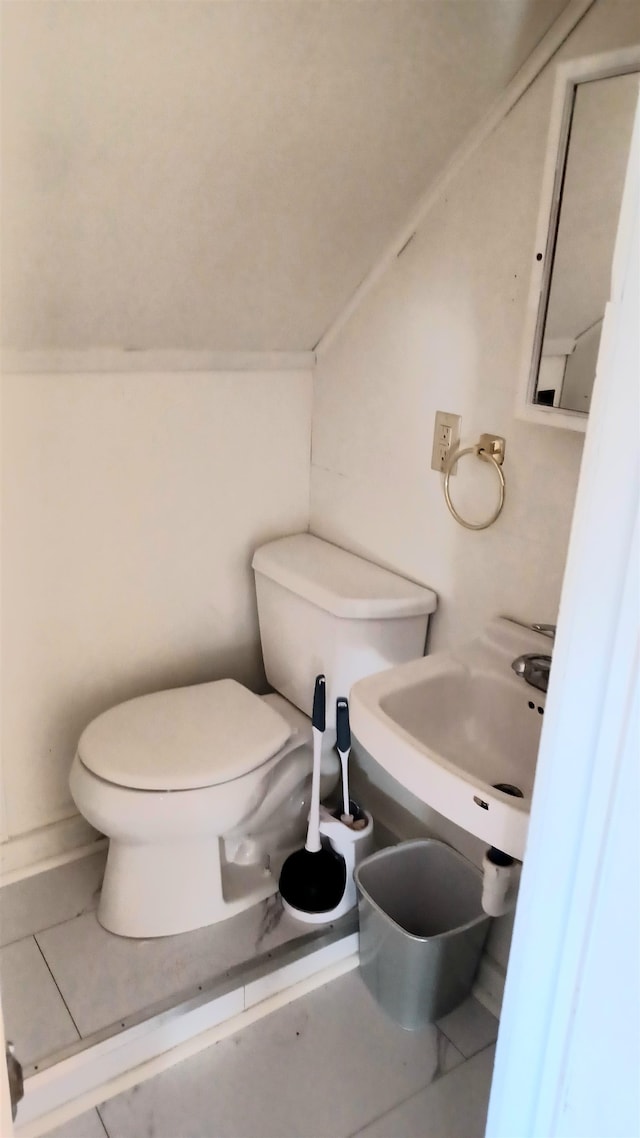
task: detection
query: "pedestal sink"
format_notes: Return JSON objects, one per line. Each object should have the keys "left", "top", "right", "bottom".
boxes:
{"left": 350, "top": 618, "right": 552, "bottom": 860}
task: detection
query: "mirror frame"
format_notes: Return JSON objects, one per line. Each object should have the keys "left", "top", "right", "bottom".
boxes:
{"left": 516, "top": 46, "right": 640, "bottom": 432}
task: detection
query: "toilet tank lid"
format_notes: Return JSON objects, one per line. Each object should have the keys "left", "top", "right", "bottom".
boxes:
{"left": 77, "top": 680, "right": 292, "bottom": 791}
{"left": 252, "top": 534, "right": 437, "bottom": 619}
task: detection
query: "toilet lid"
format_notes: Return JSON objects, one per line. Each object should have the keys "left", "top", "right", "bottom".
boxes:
{"left": 77, "top": 679, "right": 292, "bottom": 791}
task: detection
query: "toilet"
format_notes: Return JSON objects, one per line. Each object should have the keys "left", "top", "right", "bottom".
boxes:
{"left": 70, "top": 534, "right": 437, "bottom": 937}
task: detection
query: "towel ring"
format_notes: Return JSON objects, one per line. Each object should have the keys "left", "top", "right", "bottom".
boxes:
{"left": 443, "top": 434, "right": 506, "bottom": 531}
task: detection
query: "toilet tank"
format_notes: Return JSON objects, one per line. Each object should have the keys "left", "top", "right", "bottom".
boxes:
{"left": 252, "top": 534, "right": 437, "bottom": 728}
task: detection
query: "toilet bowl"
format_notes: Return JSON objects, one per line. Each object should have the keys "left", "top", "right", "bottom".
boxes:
{"left": 70, "top": 682, "right": 338, "bottom": 938}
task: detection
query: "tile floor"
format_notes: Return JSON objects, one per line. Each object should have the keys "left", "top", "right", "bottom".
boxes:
{"left": 0, "top": 852, "right": 354, "bottom": 1067}
{"left": 47, "top": 974, "right": 497, "bottom": 1138}
{"left": 1, "top": 851, "right": 498, "bottom": 1138}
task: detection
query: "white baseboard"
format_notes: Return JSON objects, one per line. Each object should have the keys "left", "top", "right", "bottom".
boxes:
{"left": 0, "top": 815, "right": 106, "bottom": 886}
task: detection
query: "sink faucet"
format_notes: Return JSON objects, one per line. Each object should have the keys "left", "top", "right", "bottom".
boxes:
{"left": 511, "top": 653, "right": 552, "bottom": 693}
{"left": 511, "top": 623, "right": 555, "bottom": 693}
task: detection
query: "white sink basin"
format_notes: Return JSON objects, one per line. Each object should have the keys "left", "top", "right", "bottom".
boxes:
{"left": 350, "top": 618, "right": 551, "bottom": 859}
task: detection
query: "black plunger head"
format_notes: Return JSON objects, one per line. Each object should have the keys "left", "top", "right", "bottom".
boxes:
{"left": 279, "top": 840, "right": 347, "bottom": 914}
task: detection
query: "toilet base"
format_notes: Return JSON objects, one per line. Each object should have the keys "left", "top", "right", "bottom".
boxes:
{"left": 98, "top": 836, "right": 279, "bottom": 938}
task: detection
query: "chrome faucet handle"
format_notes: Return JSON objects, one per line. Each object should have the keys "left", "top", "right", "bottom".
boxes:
{"left": 511, "top": 652, "right": 552, "bottom": 693}
{"left": 531, "top": 623, "right": 556, "bottom": 639}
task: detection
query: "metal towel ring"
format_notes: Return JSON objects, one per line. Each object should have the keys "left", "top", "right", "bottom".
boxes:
{"left": 443, "top": 434, "right": 506, "bottom": 531}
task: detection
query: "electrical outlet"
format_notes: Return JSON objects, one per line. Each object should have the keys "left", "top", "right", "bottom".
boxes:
{"left": 430, "top": 439, "right": 446, "bottom": 466}
{"left": 431, "top": 411, "right": 461, "bottom": 474}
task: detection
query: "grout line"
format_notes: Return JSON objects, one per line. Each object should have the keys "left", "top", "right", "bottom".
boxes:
{"left": 345, "top": 1086, "right": 424, "bottom": 1137}
{"left": 16, "top": 955, "right": 358, "bottom": 1137}
{"left": 343, "top": 1025, "right": 464, "bottom": 1138}
{"left": 438, "top": 1036, "right": 466, "bottom": 1074}
{"left": 0, "top": 903, "right": 101, "bottom": 950}
{"left": 95, "top": 1104, "right": 110, "bottom": 1137}
{"left": 477, "top": 1039, "right": 499, "bottom": 1057}
{"left": 437, "top": 1028, "right": 497, "bottom": 1061}
{"left": 345, "top": 1031, "right": 496, "bottom": 1138}
{"left": 33, "top": 935, "right": 83, "bottom": 1042}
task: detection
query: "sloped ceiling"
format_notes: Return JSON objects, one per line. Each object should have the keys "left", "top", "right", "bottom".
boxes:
{"left": 1, "top": 0, "right": 571, "bottom": 354}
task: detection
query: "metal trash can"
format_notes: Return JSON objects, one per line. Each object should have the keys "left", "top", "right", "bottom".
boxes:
{"left": 354, "top": 839, "right": 490, "bottom": 1030}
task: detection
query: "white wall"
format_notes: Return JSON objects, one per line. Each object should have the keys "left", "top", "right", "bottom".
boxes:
{"left": 311, "top": 0, "right": 638, "bottom": 654}
{"left": 0, "top": 370, "right": 311, "bottom": 861}
{"left": 310, "top": 0, "right": 640, "bottom": 978}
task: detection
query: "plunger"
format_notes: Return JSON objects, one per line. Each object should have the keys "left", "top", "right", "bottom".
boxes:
{"left": 279, "top": 675, "right": 346, "bottom": 917}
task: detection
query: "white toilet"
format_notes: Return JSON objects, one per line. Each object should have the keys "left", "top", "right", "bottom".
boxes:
{"left": 70, "top": 534, "right": 437, "bottom": 937}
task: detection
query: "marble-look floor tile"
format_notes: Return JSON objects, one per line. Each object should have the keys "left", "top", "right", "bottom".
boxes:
{"left": 352, "top": 1044, "right": 496, "bottom": 1138}
{"left": 41, "top": 1107, "right": 107, "bottom": 1138}
{"left": 436, "top": 996, "right": 499, "bottom": 1058}
{"left": 98, "top": 971, "right": 464, "bottom": 1138}
{"left": 0, "top": 851, "right": 106, "bottom": 947}
{"left": 36, "top": 895, "right": 322, "bottom": 1037}
{"left": 0, "top": 937, "right": 80, "bottom": 1065}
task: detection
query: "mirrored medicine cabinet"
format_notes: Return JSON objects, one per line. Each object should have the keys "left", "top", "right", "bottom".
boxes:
{"left": 517, "top": 47, "right": 640, "bottom": 432}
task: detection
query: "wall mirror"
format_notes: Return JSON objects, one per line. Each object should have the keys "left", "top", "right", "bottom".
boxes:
{"left": 517, "top": 48, "right": 640, "bottom": 432}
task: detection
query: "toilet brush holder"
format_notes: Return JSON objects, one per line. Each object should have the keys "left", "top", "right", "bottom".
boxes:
{"left": 281, "top": 805, "right": 374, "bottom": 925}
{"left": 316, "top": 805, "right": 374, "bottom": 921}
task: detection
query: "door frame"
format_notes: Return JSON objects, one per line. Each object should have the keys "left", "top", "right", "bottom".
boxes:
{"left": 486, "top": 95, "right": 639, "bottom": 1137}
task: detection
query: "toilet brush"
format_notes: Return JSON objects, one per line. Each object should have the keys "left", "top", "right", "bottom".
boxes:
{"left": 336, "top": 698, "right": 353, "bottom": 824}
{"left": 279, "top": 675, "right": 347, "bottom": 918}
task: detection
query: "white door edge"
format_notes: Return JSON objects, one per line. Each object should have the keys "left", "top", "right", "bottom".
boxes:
{"left": 486, "top": 94, "right": 640, "bottom": 1138}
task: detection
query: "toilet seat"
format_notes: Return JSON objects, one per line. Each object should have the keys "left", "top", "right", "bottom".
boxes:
{"left": 77, "top": 679, "right": 292, "bottom": 791}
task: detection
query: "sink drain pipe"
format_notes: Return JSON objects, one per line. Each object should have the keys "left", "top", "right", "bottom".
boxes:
{"left": 482, "top": 847, "right": 519, "bottom": 917}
